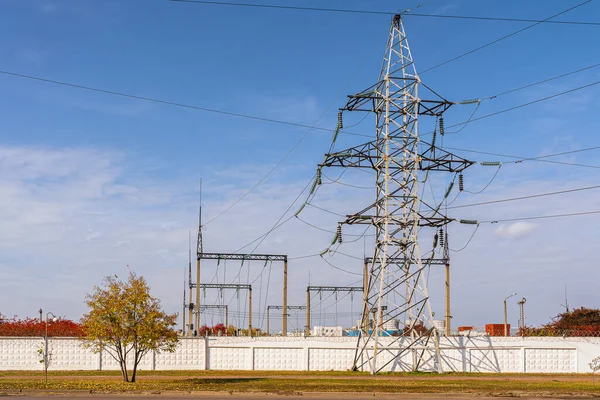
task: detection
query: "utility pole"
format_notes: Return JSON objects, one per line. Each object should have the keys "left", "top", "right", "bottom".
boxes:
{"left": 305, "top": 288, "right": 311, "bottom": 336}
{"left": 283, "top": 259, "right": 288, "bottom": 336}
{"left": 504, "top": 292, "right": 517, "bottom": 336}
{"left": 318, "top": 14, "right": 473, "bottom": 374}
{"left": 443, "top": 228, "right": 451, "bottom": 336}
{"left": 248, "top": 287, "right": 253, "bottom": 337}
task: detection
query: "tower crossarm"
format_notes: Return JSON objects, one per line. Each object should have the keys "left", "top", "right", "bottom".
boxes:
{"left": 319, "top": 140, "right": 378, "bottom": 169}
{"left": 419, "top": 143, "right": 475, "bottom": 172}
{"left": 364, "top": 257, "right": 447, "bottom": 265}
{"left": 198, "top": 305, "right": 227, "bottom": 310}
{"left": 343, "top": 81, "right": 453, "bottom": 117}
{"left": 198, "top": 252, "right": 287, "bottom": 262}
{"left": 339, "top": 196, "right": 454, "bottom": 228}
{"left": 320, "top": 140, "right": 474, "bottom": 173}
{"left": 190, "top": 283, "right": 251, "bottom": 290}
{"left": 307, "top": 286, "right": 363, "bottom": 293}
{"left": 344, "top": 214, "right": 450, "bottom": 228}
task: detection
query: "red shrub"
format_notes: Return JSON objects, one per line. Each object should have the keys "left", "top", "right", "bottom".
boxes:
{"left": 197, "top": 325, "right": 211, "bottom": 336}
{"left": 212, "top": 323, "right": 226, "bottom": 336}
{"left": 0, "top": 317, "right": 83, "bottom": 337}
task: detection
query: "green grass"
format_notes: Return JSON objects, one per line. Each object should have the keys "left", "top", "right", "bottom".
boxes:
{"left": 1, "top": 372, "right": 600, "bottom": 396}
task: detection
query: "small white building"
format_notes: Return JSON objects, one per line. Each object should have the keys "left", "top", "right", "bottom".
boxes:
{"left": 312, "top": 325, "right": 348, "bottom": 337}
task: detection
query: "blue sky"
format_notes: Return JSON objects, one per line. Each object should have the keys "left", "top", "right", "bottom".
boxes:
{"left": 1, "top": 0, "right": 600, "bottom": 333}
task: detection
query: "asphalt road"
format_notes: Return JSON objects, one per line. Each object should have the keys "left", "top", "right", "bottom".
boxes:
{"left": 10, "top": 396, "right": 577, "bottom": 399}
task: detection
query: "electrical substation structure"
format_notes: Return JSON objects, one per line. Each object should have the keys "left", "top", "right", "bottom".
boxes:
{"left": 305, "top": 286, "right": 363, "bottom": 336}
{"left": 266, "top": 305, "right": 306, "bottom": 335}
{"left": 185, "top": 195, "right": 289, "bottom": 337}
{"left": 316, "top": 15, "right": 474, "bottom": 373}
{"left": 199, "top": 304, "right": 229, "bottom": 328}
{"left": 190, "top": 282, "right": 251, "bottom": 334}
{"left": 364, "top": 244, "right": 452, "bottom": 337}
{"left": 188, "top": 253, "right": 289, "bottom": 337}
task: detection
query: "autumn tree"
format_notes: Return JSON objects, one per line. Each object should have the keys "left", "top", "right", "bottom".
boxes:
{"left": 547, "top": 307, "right": 600, "bottom": 330}
{"left": 80, "top": 272, "right": 178, "bottom": 382}
{"left": 519, "top": 307, "right": 600, "bottom": 337}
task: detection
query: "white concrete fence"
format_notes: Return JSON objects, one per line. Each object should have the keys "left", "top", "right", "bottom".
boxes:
{"left": 1, "top": 336, "right": 599, "bottom": 373}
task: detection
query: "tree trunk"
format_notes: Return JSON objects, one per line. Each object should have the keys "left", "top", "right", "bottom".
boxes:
{"left": 131, "top": 350, "right": 142, "bottom": 383}
{"left": 121, "top": 359, "right": 129, "bottom": 382}
{"left": 116, "top": 345, "right": 129, "bottom": 382}
{"left": 131, "top": 364, "right": 137, "bottom": 383}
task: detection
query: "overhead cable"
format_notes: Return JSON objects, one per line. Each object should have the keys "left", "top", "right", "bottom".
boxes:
{"left": 0, "top": 70, "right": 367, "bottom": 138}
{"left": 448, "top": 184, "right": 600, "bottom": 210}
{"left": 170, "top": 0, "right": 600, "bottom": 26}
{"left": 447, "top": 146, "right": 600, "bottom": 170}
{"left": 427, "top": 79, "right": 600, "bottom": 137}
{"left": 482, "top": 209, "right": 600, "bottom": 223}
{"left": 419, "top": 0, "right": 592, "bottom": 74}
{"left": 2, "top": 72, "right": 599, "bottom": 145}
{"left": 484, "top": 62, "right": 600, "bottom": 100}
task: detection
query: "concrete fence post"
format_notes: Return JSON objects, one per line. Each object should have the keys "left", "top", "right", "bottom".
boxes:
{"left": 204, "top": 337, "right": 210, "bottom": 370}
{"left": 305, "top": 344, "right": 310, "bottom": 371}
{"left": 521, "top": 346, "right": 526, "bottom": 373}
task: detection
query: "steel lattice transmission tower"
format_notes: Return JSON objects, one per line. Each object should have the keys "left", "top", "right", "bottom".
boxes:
{"left": 319, "top": 15, "right": 473, "bottom": 373}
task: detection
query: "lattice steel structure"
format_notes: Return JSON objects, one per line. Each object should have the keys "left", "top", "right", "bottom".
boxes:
{"left": 187, "top": 185, "right": 290, "bottom": 336}
{"left": 266, "top": 305, "right": 306, "bottom": 335}
{"left": 190, "top": 283, "right": 252, "bottom": 335}
{"left": 305, "top": 286, "right": 363, "bottom": 336}
{"left": 318, "top": 15, "right": 473, "bottom": 373}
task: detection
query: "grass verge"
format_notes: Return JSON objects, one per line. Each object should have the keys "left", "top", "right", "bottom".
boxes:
{"left": 0, "top": 374, "right": 600, "bottom": 396}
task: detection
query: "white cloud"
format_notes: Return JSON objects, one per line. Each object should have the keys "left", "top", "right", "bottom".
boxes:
{"left": 494, "top": 222, "right": 536, "bottom": 238}
{"left": 1, "top": 144, "right": 599, "bottom": 332}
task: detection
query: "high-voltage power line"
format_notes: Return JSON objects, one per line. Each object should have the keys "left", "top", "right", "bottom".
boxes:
{"left": 315, "top": 15, "right": 474, "bottom": 374}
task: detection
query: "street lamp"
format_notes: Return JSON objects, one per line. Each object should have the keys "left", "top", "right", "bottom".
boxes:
{"left": 504, "top": 293, "right": 517, "bottom": 337}
{"left": 44, "top": 312, "right": 58, "bottom": 383}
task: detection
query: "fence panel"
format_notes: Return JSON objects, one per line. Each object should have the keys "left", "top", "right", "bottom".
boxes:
{"left": 309, "top": 348, "right": 354, "bottom": 371}
{"left": 525, "top": 348, "right": 576, "bottom": 373}
{"left": 470, "top": 348, "right": 522, "bottom": 372}
{"left": 254, "top": 347, "right": 303, "bottom": 371}
{"left": 48, "top": 338, "right": 98, "bottom": 370}
{"left": 154, "top": 338, "right": 205, "bottom": 370}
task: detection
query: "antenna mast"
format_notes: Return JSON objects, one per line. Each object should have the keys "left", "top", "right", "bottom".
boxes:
{"left": 562, "top": 284, "right": 570, "bottom": 313}
{"left": 194, "top": 178, "right": 203, "bottom": 333}
{"left": 183, "top": 235, "right": 188, "bottom": 335}
{"left": 197, "top": 178, "right": 203, "bottom": 255}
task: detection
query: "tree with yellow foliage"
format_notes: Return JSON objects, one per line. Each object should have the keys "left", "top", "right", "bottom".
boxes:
{"left": 81, "top": 272, "right": 178, "bottom": 382}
